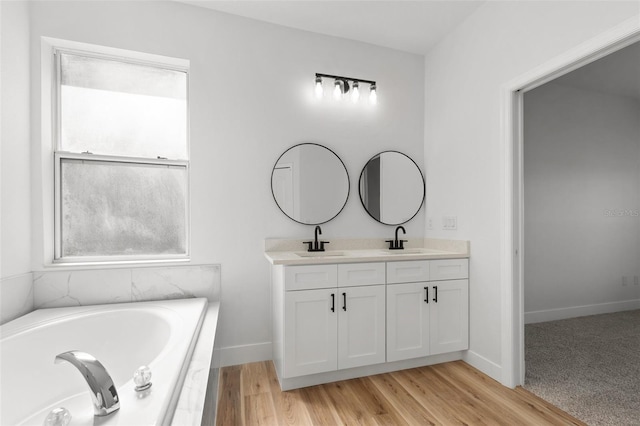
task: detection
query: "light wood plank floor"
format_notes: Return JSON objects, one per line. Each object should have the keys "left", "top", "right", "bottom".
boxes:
{"left": 214, "top": 360, "right": 586, "bottom": 425}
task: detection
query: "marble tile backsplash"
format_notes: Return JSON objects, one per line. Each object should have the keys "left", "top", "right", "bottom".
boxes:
{"left": 0, "top": 273, "right": 34, "bottom": 324}
{"left": 32, "top": 264, "right": 220, "bottom": 310}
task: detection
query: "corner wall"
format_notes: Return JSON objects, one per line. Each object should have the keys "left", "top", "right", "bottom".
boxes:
{"left": 1, "top": 1, "right": 33, "bottom": 324}
{"left": 523, "top": 83, "right": 640, "bottom": 323}
{"left": 423, "top": 1, "right": 640, "bottom": 382}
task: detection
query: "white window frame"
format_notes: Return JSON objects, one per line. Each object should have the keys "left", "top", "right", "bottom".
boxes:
{"left": 42, "top": 38, "right": 191, "bottom": 266}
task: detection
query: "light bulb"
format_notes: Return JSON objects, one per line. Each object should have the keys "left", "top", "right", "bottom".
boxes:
{"left": 315, "top": 76, "right": 323, "bottom": 99}
{"left": 333, "top": 80, "right": 342, "bottom": 100}
{"left": 369, "top": 83, "right": 377, "bottom": 105}
{"left": 351, "top": 81, "right": 360, "bottom": 103}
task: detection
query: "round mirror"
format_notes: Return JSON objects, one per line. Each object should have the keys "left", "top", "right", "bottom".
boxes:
{"left": 271, "top": 143, "right": 350, "bottom": 225}
{"left": 359, "top": 151, "right": 425, "bottom": 225}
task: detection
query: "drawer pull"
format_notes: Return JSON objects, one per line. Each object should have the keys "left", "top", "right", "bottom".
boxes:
{"left": 342, "top": 292, "right": 347, "bottom": 311}
{"left": 433, "top": 285, "right": 438, "bottom": 303}
{"left": 424, "top": 287, "right": 429, "bottom": 303}
{"left": 331, "top": 293, "right": 335, "bottom": 312}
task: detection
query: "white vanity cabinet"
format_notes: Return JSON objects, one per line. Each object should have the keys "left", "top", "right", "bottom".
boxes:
{"left": 272, "top": 257, "right": 469, "bottom": 390}
{"left": 278, "top": 263, "right": 386, "bottom": 379}
{"left": 386, "top": 259, "right": 468, "bottom": 362}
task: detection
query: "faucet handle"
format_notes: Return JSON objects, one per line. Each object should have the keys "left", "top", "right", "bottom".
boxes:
{"left": 133, "top": 365, "right": 152, "bottom": 391}
{"left": 302, "top": 241, "right": 314, "bottom": 251}
{"left": 399, "top": 239, "right": 408, "bottom": 249}
{"left": 385, "top": 239, "right": 395, "bottom": 249}
{"left": 319, "top": 241, "right": 330, "bottom": 251}
{"left": 43, "top": 408, "right": 72, "bottom": 426}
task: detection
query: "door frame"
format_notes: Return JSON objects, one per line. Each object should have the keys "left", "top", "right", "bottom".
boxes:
{"left": 499, "top": 16, "right": 640, "bottom": 387}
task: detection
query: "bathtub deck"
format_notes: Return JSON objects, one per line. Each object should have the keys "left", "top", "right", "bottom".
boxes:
{"left": 214, "top": 360, "right": 585, "bottom": 425}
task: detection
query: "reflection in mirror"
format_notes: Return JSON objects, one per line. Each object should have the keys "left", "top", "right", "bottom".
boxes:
{"left": 271, "top": 143, "right": 350, "bottom": 225}
{"left": 359, "top": 151, "right": 425, "bottom": 225}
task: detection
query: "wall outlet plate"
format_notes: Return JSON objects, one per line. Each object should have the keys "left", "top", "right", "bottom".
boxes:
{"left": 442, "top": 216, "right": 457, "bottom": 230}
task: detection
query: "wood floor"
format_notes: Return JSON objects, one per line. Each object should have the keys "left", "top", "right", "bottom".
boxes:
{"left": 214, "top": 360, "right": 586, "bottom": 425}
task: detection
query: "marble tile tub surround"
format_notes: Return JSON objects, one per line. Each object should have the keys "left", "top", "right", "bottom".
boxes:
{"left": 33, "top": 264, "right": 221, "bottom": 309}
{"left": 0, "top": 273, "right": 34, "bottom": 324}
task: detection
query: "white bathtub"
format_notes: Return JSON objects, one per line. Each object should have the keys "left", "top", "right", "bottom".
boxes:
{"left": 0, "top": 298, "right": 208, "bottom": 426}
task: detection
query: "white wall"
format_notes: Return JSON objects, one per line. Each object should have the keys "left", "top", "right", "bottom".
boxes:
{"left": 524, "top": 83, "right": 640, "bottom": 322}
{"left": 1, "top": 1, "right": 33, "bottom": 324}
{"left": 423, "top": 1, "right": 639, "bottom": 379}
{"left": 26, "top": 1, "right": 425, "bottom": 360}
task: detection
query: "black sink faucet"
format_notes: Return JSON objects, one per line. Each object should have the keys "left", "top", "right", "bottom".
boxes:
{"left": 304, "top": 225, "right": 330, "bottom": 252}
{"left": 386, "top": 225, "right": 407, "bottom": 250}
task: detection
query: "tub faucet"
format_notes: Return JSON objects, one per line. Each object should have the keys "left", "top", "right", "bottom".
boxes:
{"left": 386, "top": 225, "right": 407, "bottom": 250}
{"left": 54, "top": 351, "right": 120, "bottom": 417}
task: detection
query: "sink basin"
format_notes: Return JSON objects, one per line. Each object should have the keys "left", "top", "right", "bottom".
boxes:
{"left": 295, "top": 251, "right": 345, "bottom": 258}
{"left": 380, "top": 248, "right": 444, "bottom": 255}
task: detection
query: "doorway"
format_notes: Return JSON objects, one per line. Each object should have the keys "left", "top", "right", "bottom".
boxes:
{"left": 502, "top": 16, "right": 640, "bottom": 390}
{"left": 521, "top": 41, "right": 640, "bottom": 424}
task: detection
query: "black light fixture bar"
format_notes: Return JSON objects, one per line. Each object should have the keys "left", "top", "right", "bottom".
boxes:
{"left": 315, "top": 73, "right": 376, "bottom": 86}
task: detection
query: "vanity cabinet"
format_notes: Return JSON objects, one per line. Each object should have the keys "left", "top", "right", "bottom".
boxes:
{"left": 386, "top": 258, "right": 468, "bottom": 362}
{"left": 272, "top": 258, "right": 469, "bottom": 389}
{"left": 280, "top": 263, "right": 386, "bottom": 378}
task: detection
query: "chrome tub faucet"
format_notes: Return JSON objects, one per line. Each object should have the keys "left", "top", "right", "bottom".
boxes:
{"left": 55, "top": 350, "right": 120, "bottom": 416}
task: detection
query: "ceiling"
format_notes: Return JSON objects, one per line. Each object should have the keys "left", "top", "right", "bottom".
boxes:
{"left": 554, "top": 41, "right": 640, "bottom": 101}
{"left": 179, "top": 1, "right": 485, "bottom": 55}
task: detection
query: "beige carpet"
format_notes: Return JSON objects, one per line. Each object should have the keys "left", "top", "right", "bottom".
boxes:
{"left": 525, "top": 309, "right": 640, "bottom": 426}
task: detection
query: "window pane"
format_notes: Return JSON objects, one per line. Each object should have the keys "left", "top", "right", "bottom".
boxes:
{"left": 60, "top": 53, "right": 187, "bottom": 159}
{"left": 60, "top": 159, "right": 187, "bottom": 258}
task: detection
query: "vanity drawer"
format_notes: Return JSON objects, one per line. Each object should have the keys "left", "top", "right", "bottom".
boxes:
{"left": 387, "top": 260, "right": 429, "bottom": 284}
{"left": 338, "top": 263, "right": 385, "bottom": 287}
{"left": 285, "top": 265, "right": 338, "bottom": 291}
{"left": 430, "top": 259, "right": 469, "bottom": 281}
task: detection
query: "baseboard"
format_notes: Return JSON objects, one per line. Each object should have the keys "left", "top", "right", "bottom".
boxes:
{"left": 214, "top": 342, "right": 272, "bottom": 367}
{"left": 525, "top": 299, "right": 640, "bottom": 324}
{"left": 462, "top": 350, "right": 502, "bottom": 383}
{"left": 279, "top": 352, "right": 463, "bottom": 391}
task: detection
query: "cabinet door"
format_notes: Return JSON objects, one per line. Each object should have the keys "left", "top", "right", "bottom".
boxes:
{"left": 429, "top": 280, "right": 469, "bottom": 355}
{"left": 284, "top": 288, "right": 337, "bottom": 377}
{"left": 386, "top": 282, "right": 430, "bottom": 362}
{"left": 337, "top": 285, "right": 386, "bottom": 369}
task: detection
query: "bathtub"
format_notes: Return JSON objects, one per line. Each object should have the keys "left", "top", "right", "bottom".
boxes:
{"left": 0, "top": 298, "right": 209, "bottom": 426}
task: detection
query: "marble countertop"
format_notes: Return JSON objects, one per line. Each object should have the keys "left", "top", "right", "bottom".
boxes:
{"left": 264, "top": 238, "right": 469, "bottom": 266}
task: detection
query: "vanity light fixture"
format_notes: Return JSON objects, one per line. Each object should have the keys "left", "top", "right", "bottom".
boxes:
{"left": 370, "top": 82, "right": 377, "bottom": 105}
{"left": 333, "top": 79, "right": 343, "bottom": 100}
{"left": 315, "top": 73, "right": 377, "bottom": 104}
{"left": 315, "top": 75, "right": 324, "bottom": 99}
{"left": 351, "top": 81, "right": 360, "bottom": 103}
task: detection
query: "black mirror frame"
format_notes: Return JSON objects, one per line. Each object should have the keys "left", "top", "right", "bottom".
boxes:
{"left": 271, "top": 142, "right": 350, "bottom": 225}
{"left": 358, "top": 150, "right": 425, "bottom": 226}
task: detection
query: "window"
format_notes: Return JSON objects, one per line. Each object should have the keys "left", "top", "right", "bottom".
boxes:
{"left": 53, "top": 48, "right": 189, "bottom": 263}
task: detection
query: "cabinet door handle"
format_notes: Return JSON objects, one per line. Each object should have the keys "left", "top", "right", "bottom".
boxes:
{"left": 342, "top": 292, "right": 347, "bottom": 311}
{"left": 424, "top": 286, "right": 429, "bottom": 303}
{"left": 331, "top": 293, "right": 335, "bottom": 312}
{"left": 433, "top": 285, "right": 438, "bottom": 303}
